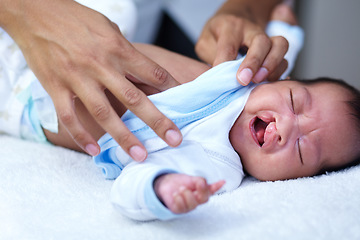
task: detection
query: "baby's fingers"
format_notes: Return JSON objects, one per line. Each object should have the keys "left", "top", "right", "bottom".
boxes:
{"left": 194, "top": 178, "right": 225, "bottom": 204}
{"left": 209, "top": 180, "right": 226, "bottom": 195}
{"left": 194, "top": 178, "right": 212, "bottom": 204}
{"left": 212, "top": 21, "right": 243, "bottom": 66}
{"left": 173, "top": 187, "right": 199, "bottom": 214}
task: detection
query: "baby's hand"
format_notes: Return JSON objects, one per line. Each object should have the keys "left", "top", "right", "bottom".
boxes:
{"left": 154, "top": 173, "right": 225, "bottom": 214}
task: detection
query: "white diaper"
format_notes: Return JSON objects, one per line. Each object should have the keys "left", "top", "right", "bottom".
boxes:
{"left": 0, "top": 30, "right": 35, "bottom": 139}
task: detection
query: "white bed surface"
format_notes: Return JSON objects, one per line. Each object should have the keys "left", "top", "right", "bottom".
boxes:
{"left": 1, "top": 135, "right": 359, "bottom": 240}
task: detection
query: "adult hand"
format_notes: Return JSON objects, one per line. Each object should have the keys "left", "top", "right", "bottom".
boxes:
{"left": 1, "top": 0, "right": 182, "bottom": 161}
{"left": 195, "top": 2, "right": 288, "bottom": 85}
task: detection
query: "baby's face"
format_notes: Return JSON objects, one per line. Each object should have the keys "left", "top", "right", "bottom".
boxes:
{"left": 230, "top": 80, "right": 358, "bottom": 181}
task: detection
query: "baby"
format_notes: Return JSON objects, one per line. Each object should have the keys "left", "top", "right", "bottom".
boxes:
{"left": 0, "top": 4, "right": 359, "bottom": 221}
{"left": 90, "top": 6, "right": 360, "bottom": 221}
{"left": 107, "top": 77, "right": 359, "bottom": 221}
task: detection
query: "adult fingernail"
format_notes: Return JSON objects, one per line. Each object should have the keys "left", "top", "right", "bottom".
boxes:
{"left": 129, "top": 145, "right": 147, "bottom": 162}
{"left": 86, "top": 144, "right": 100, "bottom": 156}
{"left": 253, "top": 67, "right": 269, "bottom": 83}
{"left": 237, "top": 68, "right": 253, "bottom": 85}
{"left": 165, "top": 129, "right": 182, "bottom": 147}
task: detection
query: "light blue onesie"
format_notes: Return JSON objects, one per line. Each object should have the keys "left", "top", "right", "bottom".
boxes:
{"left": 95, "top": 59, "right": 255, "bottom": 221}
{"left": 94, "top": 21, "right": 304, "bottom": 221}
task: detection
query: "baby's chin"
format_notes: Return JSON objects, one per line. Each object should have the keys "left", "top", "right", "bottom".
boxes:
{"left": 245, "top": 169, "right": 287, "bottom": 182}
{"left": 238, "top": 154, "right": 297, "bottom": 182}
{"left": 247, "top": 167, "right": 315, "bottom": 182}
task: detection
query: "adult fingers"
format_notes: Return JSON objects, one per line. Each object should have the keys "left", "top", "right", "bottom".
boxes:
{"left": 104, "top": 73, "right": 183, "bottom": 149}
{"left": 252, "top": 36, "right": 289, "bottom": 83}
{"left": 212, "top": 21, "right": 243, "bottom": 66}
{"left": 123, "top": 47, "right": 180, "bottom": 92}
{"left": 196, "top": 14, "right": 244, "bottom": 66}
{"left": 76, "top": 83, "right": 150, "bottom": 161}
{"left": 195, "top": 23, "right": 218, "bottom": 65}
{"left": 115, "top": 49, "right": 183, "bottom": 147}
{"left": 237, "top": 32, "right": 272, "bottom": 85}
{"left": 267, "top": 58, "right": 288, "bottom": 81}
{"left": 53, "top": 90, "right": 100, "bottom": 156}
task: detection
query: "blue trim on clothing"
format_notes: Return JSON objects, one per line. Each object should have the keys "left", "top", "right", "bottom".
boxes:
{"left": 127, "top": 87, "right": 244, "bottom": 142}
{"left": 144, "top": 169, "right": 182, "bottom": 221}
{"left": 18, "top": 86, "right": 49, "bottom": 143}
{"left": 94, "top": 133, "right": 124, "bottom": 179}
{"left": 94, "top": 59, "right": 254, "bottom": 180}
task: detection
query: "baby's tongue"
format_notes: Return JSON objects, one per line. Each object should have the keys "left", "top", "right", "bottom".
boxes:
{"left": 254, "top": 120, "right": 267, "bottom": 145}
{"left": 263, "top": 122, "right": 277, "bottom": 144}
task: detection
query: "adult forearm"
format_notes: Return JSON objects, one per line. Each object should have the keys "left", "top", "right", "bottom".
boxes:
{"left": 0, "top": 0, "right": 38, "bottom": 40}
{"left": 216, "top": 0, "right": 283, "bottom": 29}
{"left": 0, "top": 0, "right": 76, "bottom": 48}
{"left": 0, "top": 0, "right": 22, "bottom": 32}
{"left": 0, "top": 0, "right": 183, "bottom": 158}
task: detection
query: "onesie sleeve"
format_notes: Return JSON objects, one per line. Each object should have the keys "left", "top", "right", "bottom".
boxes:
{"left": 109, "top": 152, "right": 182, "bottom": 221}
{"left": 110, "top": 161, "right": 180, "bottom": 221}
{"left": 110, "top": 140, "right": 228, "bottom": 221}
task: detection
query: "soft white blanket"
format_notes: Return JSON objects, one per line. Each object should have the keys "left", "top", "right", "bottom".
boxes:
{"left": 0, "top": 135, "right": 359, "bottom": 240}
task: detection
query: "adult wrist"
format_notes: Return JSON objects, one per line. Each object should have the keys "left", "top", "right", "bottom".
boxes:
{"left": 216, "top": 0, "right": 282, "bottom": 28}
{"left": 0, "top": 0, "right": 22, "bottom": 31}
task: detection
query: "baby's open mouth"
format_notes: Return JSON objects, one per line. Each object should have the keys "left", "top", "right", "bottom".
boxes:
{"left": 252, "top": 117, "right": 269, "bottom": 147}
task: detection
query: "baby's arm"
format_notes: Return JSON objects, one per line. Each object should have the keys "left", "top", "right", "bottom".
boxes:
{"left": 133, "top": 43, "right": 210, "bottom": 85}
{"left": 154, "top": 173, "right": 225, "bottom": 214}
{"left": 109, "top": 141, "right": 230, "bottom": 221}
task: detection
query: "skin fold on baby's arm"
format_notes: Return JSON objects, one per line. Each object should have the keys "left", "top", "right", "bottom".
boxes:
{"left": 154, "top": 173, "right": 225, "bottom": 214}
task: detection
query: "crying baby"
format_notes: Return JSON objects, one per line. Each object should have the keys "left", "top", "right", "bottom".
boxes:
{"left": 230, "top": 77, "right": 360, "bottom": 181}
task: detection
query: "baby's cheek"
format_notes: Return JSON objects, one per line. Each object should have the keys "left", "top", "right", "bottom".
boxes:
{"left": 240, "top": 155, "right": 265, "bottom": 180}
{"left": 229, "top": 124, "right": 242, "bottom": 151}
{"left": 244, "top": 154, "right": 288, "bottom": 181}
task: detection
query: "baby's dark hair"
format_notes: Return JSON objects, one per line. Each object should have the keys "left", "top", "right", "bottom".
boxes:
{"left": 292, "top": 77, "right": 360, "bottom": 172}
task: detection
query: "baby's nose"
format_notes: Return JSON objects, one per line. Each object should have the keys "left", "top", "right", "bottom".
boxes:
{"left": 277, "top": 115, "right": 302, "bottom": 145}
